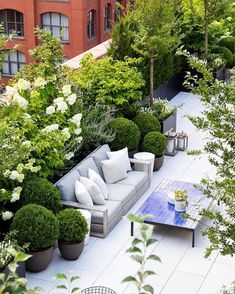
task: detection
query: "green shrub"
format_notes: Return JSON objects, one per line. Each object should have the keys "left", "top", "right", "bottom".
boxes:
{"left": 118, "top": 102, "right": 141, "bottom": 120}
{"left": 10, "top": 204, "right": 59, "bottom": 251}
{"left": 109, "top": 117, "right": 140, "bottom": 151}
{"left": 134, "top": 113, "right": 161, "bottom": 139}
{"left": 57, "top": 209, "right": 88, "bottom": 242}
{"left": 21, "top": 177, "right": 61, "bottom": 213}
{"left": 219, "top": 36, "right": 235, "bottom": 53}
{"left": 212, "top": 46, "right": 233, "bottom": 68}
{"left": 143, "top": 131, "right": 167, "bottom": 157}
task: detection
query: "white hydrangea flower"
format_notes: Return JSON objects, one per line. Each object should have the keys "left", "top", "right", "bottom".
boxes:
{"left": 46, "top": 106, "right": 56, "bottom": 115}
{"left": 67, "top": 94, "right": 77, "bottom": 105}
{"left": 54, "top": 97, "right": 64, "bottom": 105}
{"left": 57, "top": 101, "right": 68, "bottom": 113}
{"left": 30, "top": 166, "right": 41, "bottom": 173}
{"left": 10, "top": 187, "right": 22, "bottom": 203}
{"left": 42, "top": 124, "right": 59, "bottom": 133}
{"left": 34, "top": 77, "right": 47, "bottom": 88}
{"left": 5, "top": 86, "right": 17, "bottom": 96}
{"left": 62, "top": 85, "right": 72, "bottom": 96}
{"left": 74, "top": 128, "right": 82, "bottom": 135}
{"left": 12, "top": 93, "right": 29, "bottom": 108}
{"left": 22, "top": 140, "right": 31, "bottom": 148}
{"left": 9, "top": 171, "right": 24, "bottom": 183}
{"left": 16, "top": 163, "right": 24, "bottom": 173}
{"left": 0, "top": 189, "right": 6, "bottom": 194}
{"left": 76, "top": 136, "right": 83, "bottom": 143}
{"left": 16, "top": 79, "right": 31, "bottom": 91}
{"left": 61, "top": 128, "right": 71, "bottom": 139}
{"left": 3, "top": 170, "right": 11, "bottom": 177}
{"left": 23, "top": 113, "right": 32, "bottom": 121}
{"left": 2, "top": 211, "right": 14, "bottom": 221}
{"left": 65, "top": 152, "right": 74, "bottom": 160}
{"left": 71, "top": 113, "right": 82, "bottom": 127}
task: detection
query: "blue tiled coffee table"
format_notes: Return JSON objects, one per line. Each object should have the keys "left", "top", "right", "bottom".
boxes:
{"left": 131, "top": 179, "right": 212, "bottom": 247}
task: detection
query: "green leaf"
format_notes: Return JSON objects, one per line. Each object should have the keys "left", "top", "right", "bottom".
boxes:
{"left": 54, "top": 273, "right": 67, "bottom": 280}
{"left": 131, "top": 254, "right": 143, "bottom": 264}
{"left": 143, "top": 284, "right": 154, "bottom": 294}
{"left": 56, "top": 284, "right": 68, "bottom": 289}
{"left": 132, "top": 238, "right": 142, "bottom": 245}
{"left": 127, "top": 246, "right": 142, "bottom": 253}
{"left": 71, "top": 275, "right": 80, "bottom": 283}
{"left": 147, "top": 254, "right": 161, "bottom": 262}
{"left": 72, "top": 287, "right": 80, "bottom": 293}
{"left": 146, "top": 238, "right": 157, "bottom": 247}
{"left": 122, "top": 276, "right": 137, "bottom": 283}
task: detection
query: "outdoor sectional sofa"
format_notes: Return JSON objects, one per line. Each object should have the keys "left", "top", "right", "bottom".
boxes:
{"left": 55, "top": 144, "right": 152, "bottom": 238}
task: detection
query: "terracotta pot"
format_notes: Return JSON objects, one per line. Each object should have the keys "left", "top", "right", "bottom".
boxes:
{"left": 153, "top": 155, "right": 164, "bottom": 171}
{"left": 26, "top": 246, "right": 53, "bottom": 272}
{"left": 58, "top": 239, "right": 85, "bottom": 260}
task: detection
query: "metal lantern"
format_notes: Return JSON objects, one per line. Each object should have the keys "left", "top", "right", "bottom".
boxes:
{"left": 164, "top": 130, "right": 178, "bottom": 156}
{"left": 176, "top": 131, "right": 188, "bottom": 151}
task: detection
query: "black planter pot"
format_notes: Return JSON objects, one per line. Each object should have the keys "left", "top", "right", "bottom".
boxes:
{"left": 58, "top": 239, "right": 85, "bottom": 260}
{"left": 160, "top": 111, "right": 177, "bottom": 134}
{"left": 26, "top": 246, "right": 53, "bottom": 272}
{"left": 213, "top": 66, "right": 225, "bottom": 81}
{"left": 153, "top": 155, "right": 164, "bottom": 171}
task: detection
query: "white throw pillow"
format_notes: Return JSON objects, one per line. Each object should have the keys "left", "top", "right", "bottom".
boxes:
{"left": 80, "top": 177, "right": 105, "bottom": 205}
{"left": 74, "top": 180, "right": 93, "bottom": 206}
{"left": 107, "top": 147, "right": 132, "bottom": 172}
{"left": 88, "top": 168, "right": 108, "bottom": 200}
{"left": 101, "top": 156, "right": 127, "bottom": 184}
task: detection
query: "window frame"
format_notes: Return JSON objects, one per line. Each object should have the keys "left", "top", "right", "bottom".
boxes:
{"left": 1, "top": 50, "right": 26, "bottom": 76}
{"left": 104, "top": 3, "right": 112, "bottom": 32}
{"left": 0, "top": 9, "right": 24, "bottom": 38}
{"left": 87, "top": 10, "right": 96, "bottom": 40}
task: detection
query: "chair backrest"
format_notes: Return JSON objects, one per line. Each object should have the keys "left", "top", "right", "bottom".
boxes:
{"left": 81, "top": 286, "right": 117, "bottom": 294}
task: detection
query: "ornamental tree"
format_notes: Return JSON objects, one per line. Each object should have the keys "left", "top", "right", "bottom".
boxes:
{"left": 179, "top": 49, "right": 235, "bottom": 257}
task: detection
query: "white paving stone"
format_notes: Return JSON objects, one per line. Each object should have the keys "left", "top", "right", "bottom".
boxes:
{"left": 27, "top": 92, "right": 234, "bottom": 294}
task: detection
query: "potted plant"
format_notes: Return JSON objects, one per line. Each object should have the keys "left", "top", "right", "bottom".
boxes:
{"left": 10, "top": 204, "right": 59, "bottom": 272}
{"left": 134, "top": 113, "right": 161, "bottom": 142}
{"left": 151, "top": 99, "right": 177, "bottom": 134}
{"left": 57, "top": 209, "right": 88, "bottom": 260}
{"left": 143, "top": 131, "right": 167, "bottom": 171}
{"left": 174, "top": 190, "right": 188, "bottom": 212}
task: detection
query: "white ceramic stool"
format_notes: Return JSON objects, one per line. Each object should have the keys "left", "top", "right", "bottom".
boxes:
{"left": 134, "top": 152, "right": 155, "bottom": 179}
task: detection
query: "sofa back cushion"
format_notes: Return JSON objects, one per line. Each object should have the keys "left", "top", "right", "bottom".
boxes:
{"left": 56, "top": 169, "right": 80, "bottom": 202}
{"left": 92, "top": 144, "right": 111, "bottom": 179}
{"left": 77, "top": 157, "right": 100, "bottom": 178}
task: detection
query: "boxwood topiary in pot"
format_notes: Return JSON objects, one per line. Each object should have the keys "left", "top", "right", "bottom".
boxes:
{"left": 21, "top": 177, "right": 61, "bottom": 214}
{"left": 57, "top": 209, "right": 88, "bottom": 260}
{"left": 10, "top": 204, "right": 59, "bottom": 272}
{"left": 134, "top": 113, "right": 161, "bottom": 141}
{"left": 143, "top": 131, "right": 167, "bottom": 171}
{"left": 108, "top": 117, "right": 140, "bottom": 154}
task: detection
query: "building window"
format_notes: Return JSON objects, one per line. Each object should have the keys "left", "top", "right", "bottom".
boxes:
{"left": 87, "top": 10, "right": 96, "bottom": 39}
{"left": 41, "top": 12, "right": 69, "bottom": 42}
{"left": 0, "top": 9, "right": 24, "bottom": 37}
{"left": 104, "top": 3, "right": 112, "bottom": 31}
{"left": 1, "top": 50, "right": 25, "bottom": 76}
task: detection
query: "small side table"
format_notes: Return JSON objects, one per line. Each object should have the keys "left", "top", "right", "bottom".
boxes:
{"left": 77, "top": 209, "right": 91, "bottom": 246}
{"left": 134, "top": 152, "right": 155, "bottom": 179}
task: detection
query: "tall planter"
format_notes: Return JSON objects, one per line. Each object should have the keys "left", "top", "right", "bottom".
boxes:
{"left": 26, "top": 246, "right": 53, "bottom": 272}
{"left": 160, "top": 110, "right": 177, "bottom": 134}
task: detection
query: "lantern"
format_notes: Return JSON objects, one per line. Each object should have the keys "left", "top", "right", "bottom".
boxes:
{"left": 176, "top": 131, "right": 188, "bottom": 151}
{"left": 164, "top": 130, "right": 178, "bottom": 156}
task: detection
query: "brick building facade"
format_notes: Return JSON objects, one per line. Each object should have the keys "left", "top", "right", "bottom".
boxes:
{"left": 0, "top": 0, "right": 127, "bottom": 83}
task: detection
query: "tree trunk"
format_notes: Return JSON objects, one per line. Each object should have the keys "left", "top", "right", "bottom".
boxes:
{"left": 204, "top": 0, "right": 208, "bottom": 60}
{"left": 149, "top": 57, "right": 154, "bottom": 106}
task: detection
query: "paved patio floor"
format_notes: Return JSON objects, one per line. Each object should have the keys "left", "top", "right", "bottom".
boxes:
{"left": 27, "top": 92, "right": 235, "bottom": 294}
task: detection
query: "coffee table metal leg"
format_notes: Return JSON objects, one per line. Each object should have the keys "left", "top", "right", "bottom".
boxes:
{"left": 192, "top": 230, "right": 195, "bottom": 247}
{"left": 131, "top": 222, "right": 134, "bottom": 236}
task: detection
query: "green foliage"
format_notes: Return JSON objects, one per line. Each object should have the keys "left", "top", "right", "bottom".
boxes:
{"left": 134, "top": 113, "right": 161, "bottom": 139}
{"left": 179, "top": 49, "right": 235, "bottom": 257}
{"left": 57, "top": 209, "right": 88, "bottom": 242}
{"left": 122, "top": 214, "right": 160, "bottom": 294}
{"left": 54, "top": 272, "right": 80, "bottom": 294}
{"left": 219, "top": 36, "right": 235, "bottom": 53}
{"left": 143, "top": 132, "right": 167, "bottom": 157}
{"left": 117, "top": 102, "right": 141, "bottom": 120}
{"left": 211, "top": 46, "right": 234, "bottom": 67}
{"left": 109, "top": 117, "right": 140, "bottom": 151}
{"left": 11, "top": 204, "right": 59, "bottom": 251}
{"left": 151, "top": 98, "right": 175, "bottom": 121}
{"left": 0, "top": 251, "right": 41, "bottom": 294}
{"left": 21, "top": 177, "right": 61, "bottom": 213}
{"left": 71, "top": 54, "right": 145, "bottom": 109}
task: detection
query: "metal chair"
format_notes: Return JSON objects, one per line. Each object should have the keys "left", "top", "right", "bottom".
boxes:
{"left": 81, "top": 286, "right": 117, "bottom": 294}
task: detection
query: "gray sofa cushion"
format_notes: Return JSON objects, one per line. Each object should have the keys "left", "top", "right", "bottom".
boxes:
{"left": 117, "top": 171, "right": 148, "bottom": 191}
{"left": 92, "top": 200, "right": 122, "bottom": 225}
{"left": 106, "top": 183, "right": 135, "bottom": 206}
{"left": 77, "top": 157, "right": 99, "bottom": 177}
{"left": 56, "top": 169, "right": 80, "bottom": 202}
{"left": 92, "top": 144, "right": 111, "bottom": 179}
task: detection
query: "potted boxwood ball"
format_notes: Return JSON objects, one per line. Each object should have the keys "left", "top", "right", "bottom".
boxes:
{"left": 134, "top": 113, "right": 161, "bottom": 140}
{"left": 143, "top": 131, "right": 167, "bottom": 171}
{"left": 57, "top": 209, "right": 88, "bottom": 260}
{"left": 10, "top": 204, "right": 59, "bottom": 272}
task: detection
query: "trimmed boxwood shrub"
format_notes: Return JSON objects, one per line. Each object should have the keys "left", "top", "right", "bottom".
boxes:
{"left": 109, "top": 117, "right": 140, "bottom": 151}
{"left": 118, "top": 102, "right": 141, "bottom": 120}
{"left": 219, "top": 36, "right": 235, "bottom": 53}
{"left": 10, "top": 204, "right": 59, "bottom": 251}
{"left": 21, "top": 177, "right": 61, "bottom": 213}
{"left": 143, "top": 131, "right": 167, "bottom": 157}
{"left": 134, "top": 113, "right": 161, "bottom": 139}
{"left": 57, "top": 209, "right": 88, "bottom": 242}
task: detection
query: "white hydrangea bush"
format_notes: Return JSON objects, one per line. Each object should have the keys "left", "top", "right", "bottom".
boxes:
{"left": 0, "top": 77, "right": 83, "bottom": 221}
